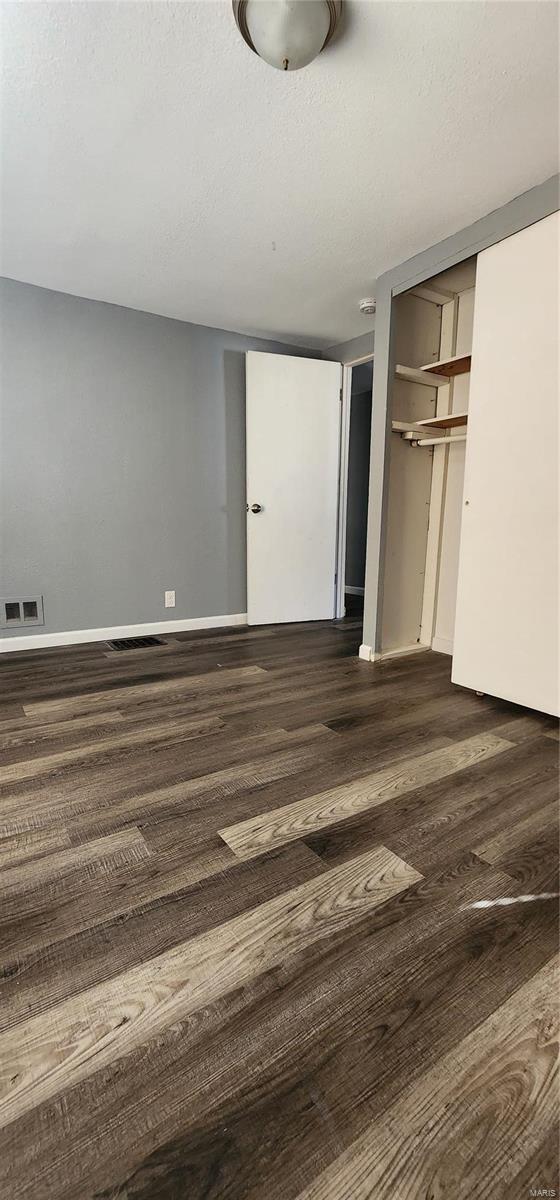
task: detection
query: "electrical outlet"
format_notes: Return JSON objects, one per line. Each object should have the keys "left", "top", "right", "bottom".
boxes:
{"left": 164, "top": 590, "right": 176, "bottom": 609}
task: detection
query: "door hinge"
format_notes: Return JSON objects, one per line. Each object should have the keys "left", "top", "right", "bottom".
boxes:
{"left": 339, "top": 388, "right": 343, "bottom": 402}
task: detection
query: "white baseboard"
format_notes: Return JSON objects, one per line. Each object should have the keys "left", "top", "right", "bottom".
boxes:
{"left": 0, "top": 612, "right": 248, "bottom": 654}
{"left": 371, "top": 643, "right": 430, "bottom": 663}
{"left": 345, "top": 586, "right": 365, "bottom": 596}
{"left": 358, "top": 642, "right": 373, "bottom": 661}
{"left": 431, "top": 635, "right": 453, "bottom": 656}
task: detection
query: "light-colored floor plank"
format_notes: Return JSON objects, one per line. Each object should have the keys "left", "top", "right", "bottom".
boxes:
{"left": 219, "top": 732, "right": 514, "bottom": 861}
{"left": 0, "top": 844, "right": 421, "bottom": 1129}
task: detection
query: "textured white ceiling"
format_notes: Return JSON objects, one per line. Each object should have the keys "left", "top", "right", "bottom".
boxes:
{"left": 1, "top": 1, "right": 558, "bottom": 347}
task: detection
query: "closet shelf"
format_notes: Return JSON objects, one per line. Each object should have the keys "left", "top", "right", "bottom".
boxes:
{"left": 391, "top": 412, "right": 468, "bottom": 435}
{"left": 395, "top": 355, "right": 472, "bottom": 388}
{"left": 420, "top": 353, "right": 472, "bottom": 377}
{"left": 415, "top": 412, "right": 468, "bottom": 429}
{"left": 395, "top": 364, "right": 446, "bottom": 388}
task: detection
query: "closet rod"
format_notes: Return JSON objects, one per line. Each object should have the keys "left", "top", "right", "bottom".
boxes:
{"left": 410, "top": 434, "right": 467, "bottom": 448}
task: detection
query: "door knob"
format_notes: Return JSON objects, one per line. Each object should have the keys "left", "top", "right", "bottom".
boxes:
{"left": 250, "top": 503, "right": 263, "bottom": 513}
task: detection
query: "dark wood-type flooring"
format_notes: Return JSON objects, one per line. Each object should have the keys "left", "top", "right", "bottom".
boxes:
{"left": 0, "top": 619, "right": 558, "bottom": 1199}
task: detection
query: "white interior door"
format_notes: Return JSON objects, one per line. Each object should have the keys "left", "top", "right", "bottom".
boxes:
{"left": 452, "top": 211, "right": 559, "bottom": 716}
{"left": 246, "top": 351, "right": 342, "bottom": 625}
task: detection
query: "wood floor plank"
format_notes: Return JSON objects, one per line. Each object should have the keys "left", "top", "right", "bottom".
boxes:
{"left": 0, "top": 704, "right": 25, "bottom": 723}
{"left": 498, "top": 835, "right": 560, "bottom": 895}
{"left": 0, "top": 845, "right": 421, "bottom": 1128}
{"left": 430, "top": 706, "right": 560, "bottom": 744}
{"left": 0, "top": 828, "right": 71, "bottom": 868}
{"left": 0, "top": 725, "right": 334, "bottom": 838}
{"left": 0, "top": 841, "right": 325, "bottom": 1034}
{"left": 219, "top": 732, "right": 514, "bottom": 860}
{"left": 217, "top": 671, "right": 469, "bottom": 735}
{"left": 0, "top": 827, "right": 150, "bottom": 905}
{"left": 5, "top": 635, "right": 356, "bottom": 699}
{"left": 0, "top": 709, "right": 126, "bottom": 756}
{"left": 0, "top": 627, "right": 557, "bottom": 1198}
{"left": 303, "top": 736, "right": 558, "bottom": 873}
{"left": 0, "top": 835, "right": 235, "bottom": 962}
{"left": 0, "top": 715, "right": 223, "bottom": 785}
{"left": 487, "top": 714, "right": 560, "bottom": 743}
{"left": 4, "top": 859, "right": 554, "bottom": 1200}
{"left": 295, "top": 956, "right": 558, "bottom": 1200}
{"left": 385, "top": 755, "right": 559, "bottom": 877}
{"left": 22, "top": 663, "right": 268, "bottom": 718}
{"left": 475, "top": 800, "right": 558, "bottom": 866}
{"left": 508, "top": 1128, "right": 560, "bottom": 1198}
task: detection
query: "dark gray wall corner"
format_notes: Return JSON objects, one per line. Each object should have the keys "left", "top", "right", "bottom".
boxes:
{"left": 345, "top": 386, "right": 372, "bottom": 590}
{"left": 0, "top": 279, "right": 314, "bottom": 637}
{"left": 323, "top": 330, "right": 374, "bottom": 364}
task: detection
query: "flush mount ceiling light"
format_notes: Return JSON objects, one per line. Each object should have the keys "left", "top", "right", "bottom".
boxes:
{"left": 232, "top": 1, "right": 343, "bottom": 72}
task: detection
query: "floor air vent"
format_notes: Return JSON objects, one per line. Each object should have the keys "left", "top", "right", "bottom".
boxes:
{"left": 108, "top": 636, "right": 165, "bottom": 651}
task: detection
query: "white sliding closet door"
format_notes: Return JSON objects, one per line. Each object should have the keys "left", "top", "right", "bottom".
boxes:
{"left": 452, "top": 211, "right": 559, "bottom": 716}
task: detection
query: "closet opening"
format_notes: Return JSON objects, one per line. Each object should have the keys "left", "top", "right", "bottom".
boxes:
{"left": 379, "top": 257, "right": 477, "bottom": 659}
{"left": 336, "top": 355, "right": 373, "bottom": 620}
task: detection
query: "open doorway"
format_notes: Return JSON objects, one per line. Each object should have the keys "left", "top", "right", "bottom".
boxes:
{"left": 335, "top": 356, "right": 373, "bottom": 619}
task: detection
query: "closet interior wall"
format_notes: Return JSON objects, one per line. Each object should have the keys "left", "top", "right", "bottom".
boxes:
{"left": 381, "top": 295, "right": 440, "bottom": 653}
{"left": 380, "top": 260, "right": 477, "bottom": 658}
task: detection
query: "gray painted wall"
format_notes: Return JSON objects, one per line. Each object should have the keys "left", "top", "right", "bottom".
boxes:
{"left": 345, "top": 379, "right": 372, "bottom": 590}
{"left": 0, "top": 279, "right": 314, "bottom": 637}
{"left": 324, "top": 330, "right": 374, "bottom": 364}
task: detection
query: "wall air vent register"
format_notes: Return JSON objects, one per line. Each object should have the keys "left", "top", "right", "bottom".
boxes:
{"left": 1, "top": 596, "right": 44, "bottom": 628}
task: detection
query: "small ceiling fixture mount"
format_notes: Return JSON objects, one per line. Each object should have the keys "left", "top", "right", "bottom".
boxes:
{"left": 359, "top": 298, "right": 376, "bottom": 316}
{"left": 232, "top": 1, "right": 343, "bottom": 72}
